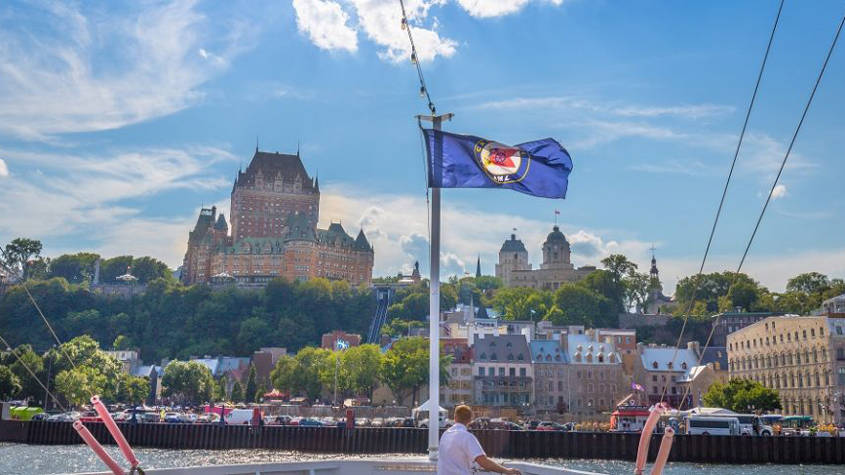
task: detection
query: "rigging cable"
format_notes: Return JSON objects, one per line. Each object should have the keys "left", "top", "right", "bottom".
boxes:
{"left": 399, "top": 0, "right": 437, "bottom": 115}
{"left": 678, "top": 7, "right": 845, "bottom": 409}
{"left": 0, "top": 332, "right": 68, "bottom": 412}
{"left": 657, "top": 0, "right": 784, "bottom": 405}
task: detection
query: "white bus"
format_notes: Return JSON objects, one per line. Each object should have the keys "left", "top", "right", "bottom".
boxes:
{"left": 686, "top": 415, "right": 741, "bottom": 436}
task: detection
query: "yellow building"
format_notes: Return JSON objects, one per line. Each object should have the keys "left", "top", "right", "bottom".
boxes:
{"left": 727, "top": 314, "right": 845, "bottom": 424}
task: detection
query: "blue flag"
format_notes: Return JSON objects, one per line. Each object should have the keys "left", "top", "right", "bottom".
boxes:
{"left": 422, "top": 129, "right": 573, "bottom": 199}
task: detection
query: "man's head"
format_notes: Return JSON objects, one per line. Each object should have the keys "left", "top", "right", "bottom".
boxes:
{"left": 454, "top": 405, "right": 472, "bottom": 425}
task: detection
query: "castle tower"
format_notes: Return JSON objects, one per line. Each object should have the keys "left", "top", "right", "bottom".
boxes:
{"left": 541, "top": 225, "right": 573, "bottom": 270}
{"left": 495, "top": 233, "right": 530, "bottom": 287}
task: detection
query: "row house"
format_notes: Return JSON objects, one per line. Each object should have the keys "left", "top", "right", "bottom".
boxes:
{"left": 472, "top": 334, "right": 534, "bottom": 407}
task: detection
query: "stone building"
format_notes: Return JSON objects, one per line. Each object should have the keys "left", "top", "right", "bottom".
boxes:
{"left": 472, "top": 334, "right": 534, "bottom": 407}
{"left": 441, "top": 338, "right": 474, "bottom": 407}
{"left": 495, "top": 226, "right": 594, "bottom": 289}
{"left": 632, "top": 342, "right": 700, "bottom": 408}
{"left": 727, "top": 315, "right": 845, "bottom": 424}
{"left": 564, "top": 332, "right": 625, "bottom": 416}
{"left": 182, "top": 149, "right": 373, "bottom": 287}
{"left": 711, "top": 311, "right": 775, "bottom": 347}
{"left": 321, "top": 330, "right": 361, "bottom": 350}
{"left": 530, "top": 339, "right": 571, "bottom": 412}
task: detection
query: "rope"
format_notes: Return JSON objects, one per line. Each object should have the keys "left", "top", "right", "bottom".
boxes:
{"left": 399, "top": 0, "right": 436, "bottom": 115}
{"left": 677, "top": 6, "right": 845, "bottom": 410}
{"left": 0, "top": 332, "right": 67, "bottom": 412}
{"left": 658, "top": 0, "right": 784, "bottom": 406}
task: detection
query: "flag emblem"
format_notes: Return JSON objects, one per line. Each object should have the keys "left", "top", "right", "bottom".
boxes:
{"left": 474, "top": 139, "right": 529, "bottom": 183}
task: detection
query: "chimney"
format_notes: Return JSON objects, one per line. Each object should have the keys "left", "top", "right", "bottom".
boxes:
{"left": 687, "top": 340, "right": 700, "bottom": 356}
{"left": 559, "top": 332, "right": 569, "bottom": 353}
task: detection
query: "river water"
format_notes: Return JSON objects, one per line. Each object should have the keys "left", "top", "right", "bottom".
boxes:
{"left": 1, "top": 443, "right": 842, "bottom": 474}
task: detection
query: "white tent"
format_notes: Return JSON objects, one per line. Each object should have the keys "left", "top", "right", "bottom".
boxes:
{"left": 412, "top": 399, "right": 447, "bottom": 419}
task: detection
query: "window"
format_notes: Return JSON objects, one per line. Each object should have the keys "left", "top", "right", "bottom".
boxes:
{"left": 488, "top": 367, "right": 495, "bottom": 376}
{"left": 509, "top": 368, "right": 516, "bottom": 377}
{"left": 520, "top": 368, "right": 526, "bottom": 377}
{"left": 652, "top": 375, "right": 657, "bottom": 382}
{"left": 478, "top": 367, "right": 485, "bottom": 376}
{"left": 498, "top": 367, "right": 505, "bottom": 376}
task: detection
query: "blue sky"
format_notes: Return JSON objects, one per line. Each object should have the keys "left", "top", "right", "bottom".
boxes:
{"left": 1, "top": 0, "right": 844, "bottom": 292}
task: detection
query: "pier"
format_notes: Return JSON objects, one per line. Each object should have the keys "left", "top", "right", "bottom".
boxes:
{"left": 3, "top": 421, "right": 845, "bottom": 464}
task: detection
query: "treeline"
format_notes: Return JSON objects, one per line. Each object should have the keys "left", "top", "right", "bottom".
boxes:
{"left": 0, "top": 237, "right": 172, "bottom": 284}
{"left": 0, "top": 336, "right": 149, "bottom": 406}
{"left": 0, "top": 277, "right": 375, "bottom": 362}
{"left": 271, "top": 337, "right": 450, "bottom": 405}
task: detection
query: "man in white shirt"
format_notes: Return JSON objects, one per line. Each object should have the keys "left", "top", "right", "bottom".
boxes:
{"left": 437, "top": 405, "right": 521, "bottom": 475}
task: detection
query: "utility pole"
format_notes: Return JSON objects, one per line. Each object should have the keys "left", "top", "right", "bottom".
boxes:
{"left": 417, "top": 112, "right": 453, "bottom": 462}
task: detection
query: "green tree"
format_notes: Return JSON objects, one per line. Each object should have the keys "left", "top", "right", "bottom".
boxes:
{"left": 130, "top": 256, "right": 173, "bottom": 284}
{"left": 0, "top": 365, "right": 22, "bottom": 400}
{"left": 100, "top": 256, "right": 134, "bottom": 283}
{"left": 380, "top": 337, "right": 450, "bottom": 405}
{"left": 231, "top": 381, "right": 244, "bottom": 403}
{"left": 54, "top": 366, "right": 107, "bottom": 407}
{"left": 623, "top": 272, "right": 651, "bottom": 312}
{"left": 601, "top": 254, "right": 638, "bottom": 285}
{"left": 580, "top": 269, "right": 626, "bottom": 313}
{"left": 118, "top": 374, "right": 150, "bottom": 404}
{"left": 0, "top": 238, "right": 43, "bottom": 280}
{"left": 213, "top": 377, "right": 228, "bottom": 402}
{"left": 48, "top": 253, "right": 100, "bottom": 283}
{"left": 161, "top": 361, "right": 215, "bottom": 404}
{"left": 551, "top": 284, "right": 614, "bottom": 327}
{"left": 4, "top": 345, "right": 44, "bottom": 403}
{"left": 245, "top": 365, "right": 257, "bottom": 403}
{"left": 342, "top": 344, "right": 383, "bottom": 398}
{"left": 270, "top": 356, "right": 298, "bottom": 395}
{"left": 703, "top": 379, "right": 781, "bottom": 413}
{"left": 255, "top": 382, "right": 267, "bottom": 403}
{"left": 787, "top": 272, "right": 830, "bottom": 295}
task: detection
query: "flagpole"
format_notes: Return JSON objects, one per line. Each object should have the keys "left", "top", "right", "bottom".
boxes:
{"left": 418, "top": 112, "right": 452, "bottom": 462}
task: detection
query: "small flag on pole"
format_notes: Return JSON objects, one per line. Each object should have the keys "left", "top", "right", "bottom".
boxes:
{"left": 422, "top": 129, "right": 573, "bottom": 199}
{"left": 631, "top": 382, "right": 645, "bottom": 392}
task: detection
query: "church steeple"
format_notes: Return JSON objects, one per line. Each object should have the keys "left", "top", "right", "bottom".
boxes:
{"left": 475, "top": 255, "right": 481, "bottom": 278}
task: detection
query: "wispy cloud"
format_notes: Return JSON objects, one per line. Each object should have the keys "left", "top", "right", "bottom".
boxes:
{"left": 0, "top": 1, "right": 260, "bottom": 140}
{"left": 629, "top": 159, "right": 710, "bottom": 176}
{"left": 456, "top": 0, "right": 564, "bottom": 18}
{"left": 0, "top": 158, "right": 8, "bottom": 177}
{"left": 0, "top": 146, "right": 237, "bottom": 242}
{"left": 476, "top": 96, "right": 734, "bottom": 119}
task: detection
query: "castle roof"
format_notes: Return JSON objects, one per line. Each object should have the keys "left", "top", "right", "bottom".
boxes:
{"left": 284, "top": 212, "right": 317, "bottom": 242}
{"left": 214, "top": 214, "right": 228, "bottom": 231}
{"left": 236, "top": 150, "right": 316, "bottom": 191}
{"left": 355, "top": 229, "right": 372, "bottom": 251}
{"left": 500, "top": 234, "right": 527, "bottom": 253}
{"left": 545, "top": 225, "right": 569, "bottom": 245}
{"left": 188, "top": 207, "right": 216, "bottom": 244}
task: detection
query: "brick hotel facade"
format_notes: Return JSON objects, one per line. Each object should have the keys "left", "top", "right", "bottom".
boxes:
{"left": 182, "top": 149, "right": 374, "bottom": 286}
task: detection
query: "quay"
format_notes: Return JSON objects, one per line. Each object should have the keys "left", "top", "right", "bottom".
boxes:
{"left": 3, "top": 420, "right": 845, "bottom": 465}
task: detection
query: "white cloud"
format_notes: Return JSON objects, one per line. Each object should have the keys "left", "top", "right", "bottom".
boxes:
{"left": 0, "top": 158, "right": 8, "bottom": 177}
{"left": 347, "top": 0, "right": 457, "bottom": 63}
{"left": 771, "top": 184, "right": 787, "bottom": 200}
{"left": 0, "top": 1, "right": 258, "bottom": 140}
{"left": 319, "top": 185, "right": 651, "bottom": 279}
{"left": 292, "top": 0, "right": 358, "bottom": 52}
{"left": 456, "top": 0, "right": 564, "bottom": 18}
{"left": 475, "top": 96, "right": 734, "bottom": 119}
{"left": 0, "top": 146, "right": 236, "bottom": 256}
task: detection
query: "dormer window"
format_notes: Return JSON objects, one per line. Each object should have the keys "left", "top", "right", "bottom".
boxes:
{"left": 609, "top": 354, "right": 616, "bottom": 363}
{"left": 586, "top": 354, "right": 593, "bottom": 363}
{"left": 652, "top": 361, "right": 658, "bottom": 369}
{"left": 480, "top": 352, "right": 487, "bottom": 360}
{"left": 508, "top": 353, "right": 514, "bottom": 361}
{"left": 506, "top": 342, "right": 512, "bottom": 348}
{"left": 555, "top": 355, "right": 561, "bottom": 361}
{"left": 546, "top": 355, "right": 552, "bottom": 361}
{"left": 598, "top": 354, "right": 604, "bottom": 363}
{"left": 490, "top": 353, "right": 497, "bottom": 361}
{"left": 681, "top": 362, "right": 688, "bottom": 370}
{"left": 667, "top": 362, "right": 673, "bottom": 369}
{"left": 575, "top": 352, "right": 582, "bottom": 362}
{"left": 518, "top": 354, "right": 524, "bottom": 361}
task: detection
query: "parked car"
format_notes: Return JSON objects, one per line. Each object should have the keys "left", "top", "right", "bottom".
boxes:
{"left": 164, "top": 412, "right": 182, "bottom": 423}
{"left": 30, "top": 413, "right": 49, "bottom": 421}
{"left": 299, "top": 418, "right": 324, "bottom": 427}
{"left": 535, "top": 421, "right": 569, "bottom": 431}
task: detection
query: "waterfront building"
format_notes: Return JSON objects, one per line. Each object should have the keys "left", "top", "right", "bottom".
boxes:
{"left": 632, "top": 342, "right": 700, "bottom": 408}
{"left": 472, "top": 334, "right": 534, "bottom": 407}
{"left": 104, "top": 349, "right": 142, "bottom": 375}
{"left": 596, "top": 328, "right": 637, "bottom": 374}
{"left": 495, "top": 227, "right": 595, "bottom": 289}
{"left": 252, "top": 347, "right": 287, "bottom": 386}
{"left": 822, "top": 293, "right": 845, "bottom": 314}
{"left": 181, "top": 149, "right": 373, "bottom": 287}
{"left": 564, "top": 331, "right": 624, "bottom": 416}
{"left": 530, "top": 339, "right": 571, "bottom": 412}
{"left": 711, "top": 310, "right": 776, "bottom": 347}
{"left": 727, "top": 314, "right": 845, "bottom": 424}
{"left": 441, "top": 338, "right": 474, "bottom": 407}
{"left": 321, "top": 330, "right": 361, "bottom": 350}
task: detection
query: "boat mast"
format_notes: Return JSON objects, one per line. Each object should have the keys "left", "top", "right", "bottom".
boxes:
{"left": 419, "top": 112, "right": 452, "bottom": 461}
